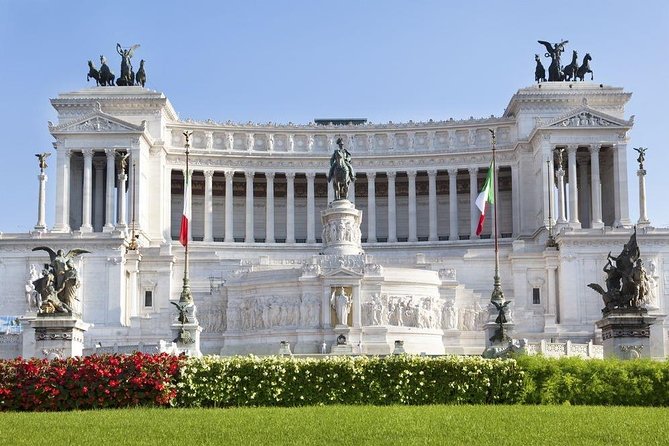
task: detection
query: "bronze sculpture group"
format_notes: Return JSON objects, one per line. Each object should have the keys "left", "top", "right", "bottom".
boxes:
{"left": 31, "top": 247, "right": 89, "bottom": 315}
{"left": 536, "top": 40, "right": 593, "bottom": 82}
{"left": 86, "top": 43, "right": 146, "bottom": 87}
{"left": 588, "top": 229, "right": 650, "bottom": 313}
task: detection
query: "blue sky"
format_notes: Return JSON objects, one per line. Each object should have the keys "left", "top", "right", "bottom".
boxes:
{"left": 0, "top": 0, "right": 667, "bottom": 231}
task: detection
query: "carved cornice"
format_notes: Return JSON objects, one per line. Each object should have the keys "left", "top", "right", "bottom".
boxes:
{"left": 165, "top": 148, "right": 518, "bottom": 172}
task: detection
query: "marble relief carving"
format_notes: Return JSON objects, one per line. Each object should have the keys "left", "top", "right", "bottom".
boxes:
{"left": 228, "top": 294, "right": 320, "bottom": 331}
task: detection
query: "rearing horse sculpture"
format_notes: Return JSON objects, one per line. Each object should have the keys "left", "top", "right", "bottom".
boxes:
{"left": 327, "top": 138, "right": 355, "bottom": 201}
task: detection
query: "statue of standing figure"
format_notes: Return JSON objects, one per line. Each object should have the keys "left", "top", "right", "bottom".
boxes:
{"left": 31, "top": 247, "right": 90, "bottom": 315}
{"left": 327, "top": 138, "right": 355, "bottom": 201}
{"left": 116, "top": 43, "right": 140, "bottom": 86}
{"left": 330, "top": 287, "right": 352, "bottom": 326}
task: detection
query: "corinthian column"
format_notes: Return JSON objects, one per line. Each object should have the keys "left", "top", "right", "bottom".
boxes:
{"left": 245, "top": 171, "right": 255, "bottom": 243}
{"left": 448, "top": 168, "right": 458, "bottom": 241}
{"left": 567, "top": 145, "right": 580, "bottom": 228}
{"left": 80, "top": 149, "right": 94, "bottom": 232}
{"left": 407, "top": 170, "right": 417, "bottom": 242}
{"left": 469, "top": 167, "right": 478, "bottom": 239}
{"left": 367, "top": 172, "right": 377, "bottom": 242}
{"left": 286, "top": 172, "right": 295, "bottom": 243}
{"left": 116, "top": 157, "right": 128, "bottom": 229}
{"left": 224, "top": 170, "right": 234, "bottom": 242}
{"left": 428, "top": 169, "right": 438, "bottom": 242}
{"left": 104, "top": 148, "right": 115, "bottom": 231}
{"left": 306, "top": 172, "right": 316, "bottom": 243}
{"left": 387, "top": 171, "right": 397, "bottom": 243}
{"left": 204, "top": 169, "right": 214, "bottom": 242}
{"left": 589, "top": 145, "right": 604, "bottom": 228}
{"left": 35, "top": 166, "right": 48, "bottom": 232}
{"left": 638, "top": 167, "right": 650, "bottom": 226}
{"left": 265, "top": 172, "right": 275, "bottom": 242}
{"left": 53, "top": 147, "right": 72, "bottom": 232}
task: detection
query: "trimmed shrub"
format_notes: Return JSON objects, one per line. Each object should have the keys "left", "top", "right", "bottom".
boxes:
{"left": 175, "top": 355, "right": 525, "bottom": 407}
{"left": 516, "top": 355, "right": 669, "bottom": 406}
{"left": 0, "top": 352, "right": 181, "bottom": 411}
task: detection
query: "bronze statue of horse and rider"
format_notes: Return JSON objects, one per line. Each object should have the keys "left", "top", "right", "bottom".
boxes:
{"left": 327, "top": 138, "right": 355, "bottom": 201}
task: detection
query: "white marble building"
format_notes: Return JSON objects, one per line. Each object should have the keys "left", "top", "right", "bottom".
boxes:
{"left": 1, "top": 81, "right": 668, "bottom": 357}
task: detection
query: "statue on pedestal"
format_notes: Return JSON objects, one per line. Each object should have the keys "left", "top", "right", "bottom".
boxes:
{"left": 31, "top": 247, "right": 89, "bottom": 315}
{"left": 327, "top": 138, "right": 355, "bottom": 200}
{"left": 330, "top": 287, "right": 351, "bottom": 326}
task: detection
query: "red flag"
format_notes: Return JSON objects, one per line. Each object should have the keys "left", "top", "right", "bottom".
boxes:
{"left": 179, "top": 170, "right": 191, "bottom": 246}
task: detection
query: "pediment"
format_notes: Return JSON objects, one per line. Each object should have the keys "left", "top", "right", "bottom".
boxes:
{"left": 49, "top": 110, "right": 145, "bottom": 134}
{"left": 321, "top": 267, "right": 364, "bottom": 278}
{"left": 545, "top": 106, "right": 632, "bottom": 129}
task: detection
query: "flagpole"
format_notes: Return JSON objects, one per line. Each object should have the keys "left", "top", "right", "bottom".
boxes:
{"left": 179, "top": 131, "right": 193, "bottom": 304}
{"left": 489, "top": 129, "right": 504, "bottom": 305}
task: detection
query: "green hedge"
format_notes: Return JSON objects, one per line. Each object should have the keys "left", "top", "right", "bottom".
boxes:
{"left": 516, "top": 355, "right": 669, "bottom": 406}
{"left": 175, "top": 355, "right": 525, "bottom": 407}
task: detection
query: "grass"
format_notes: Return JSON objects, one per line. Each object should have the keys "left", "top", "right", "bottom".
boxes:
{"left": 2, "top": 405, "right": 669, "bottom": 445}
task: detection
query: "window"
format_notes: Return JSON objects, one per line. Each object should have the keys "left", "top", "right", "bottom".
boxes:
{"left": 532, "top": 288, "right": 541, "bottom": 305}
{"left": 144, "top": 290, "right": 153, "bottom": 307}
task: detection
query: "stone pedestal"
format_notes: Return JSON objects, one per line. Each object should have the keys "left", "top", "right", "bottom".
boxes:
{"left": 595, "top": 309, "right": 657, "bottom": 359}
{"left": 321, "top": 199, "right": 363, "bottom": 255}
{"left": 331, "top": 325, "right": 354, "bottom": 355}
{"left": 29, "top": 315, "right": 90, "bottom": 358}
{"left": 170, "top": 322, "right": 202, "bottom": 357}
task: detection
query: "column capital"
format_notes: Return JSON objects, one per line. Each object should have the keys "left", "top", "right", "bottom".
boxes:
{"left": 265, "top": 171, "right": 275, "bottom": 181}
{"left": 285, "top": 171, "right": 296, "bottom": 180}
{"left": 468, "top": 167, "right": 478, "bottom": 175}
{"left": 447, "top": 167, "right": 458, "bottom": 176}
{"left": 588, "top": 145, "right": 601, "bottom": 154}
{"left": 82, "top": 148, "right": 94, "bottom": 159}
{"left": 203, "top": 169, "right": 215, "bottom": 179}
{"left": 387, "top": 171, "right": 396, "bottom": 180}
{"left": 245, "top": 170, "right": 255, "bottom": 178}
{"left": 427, "top": 169, "right": 437, "bottom": 177}
{"left": 566, "top": 144, "right": 579, "bottom": 154}
{"left": 366, "top": 171, "right": 376, "bottom": 180}
{"left": 105, "top": 148, "right": 116, "bottom": 159}
{"left": 305, "top": 171, "right": 316, "bottom": 180}
{"left": 406, "top": 170, "right": 417, "bottom": 179}
{"left": 224, "top": 169, "right": 235, "bottom": 179}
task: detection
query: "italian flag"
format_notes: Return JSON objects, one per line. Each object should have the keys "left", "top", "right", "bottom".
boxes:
{"left": 179, "top": 169, "right": 191, "bottom": 246}
{"left": 475, "top": 161, "right": 495, "bottom": 236}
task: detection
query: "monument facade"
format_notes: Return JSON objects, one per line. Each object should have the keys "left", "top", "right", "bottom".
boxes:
{"left": 1, "top": 64, "right": 668, "bottom": 357}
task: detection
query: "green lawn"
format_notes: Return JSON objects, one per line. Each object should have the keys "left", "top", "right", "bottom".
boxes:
{"left": 2, "top": 405, "right": 668, "bottom": 445}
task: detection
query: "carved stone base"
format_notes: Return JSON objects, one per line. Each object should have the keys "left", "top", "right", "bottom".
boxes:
{"left": 595, "top": 309, "right": 657, "bottom": 359}
{"left": 29, "top": 315, "right": 90, "bottom": 358}
{"left": 321, "top": 199, "right": 363, "bottom": 255}
{"left": 169, "top": 322, "right": 202, "bottom": 357}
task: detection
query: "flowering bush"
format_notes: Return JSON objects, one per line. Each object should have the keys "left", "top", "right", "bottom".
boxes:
{"left": 0, "top": 352, "right": 180, "bottom": 411}
{"left": 175, "top": 355, "right": 525, "bottom": 407}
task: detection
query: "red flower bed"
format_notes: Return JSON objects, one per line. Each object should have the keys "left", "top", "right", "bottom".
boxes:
{"left": 0, "top": 352, "right": 181, "bottom": 411}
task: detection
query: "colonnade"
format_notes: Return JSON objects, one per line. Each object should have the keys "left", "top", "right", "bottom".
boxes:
{"left": 552, "top": 144, "right": 622, "bottom": 229}
{"left": 52, "top": 148, "right": 131, "bottom": 233}
{"left": 173, "top": 165, "right": 515, "bottom": 244}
